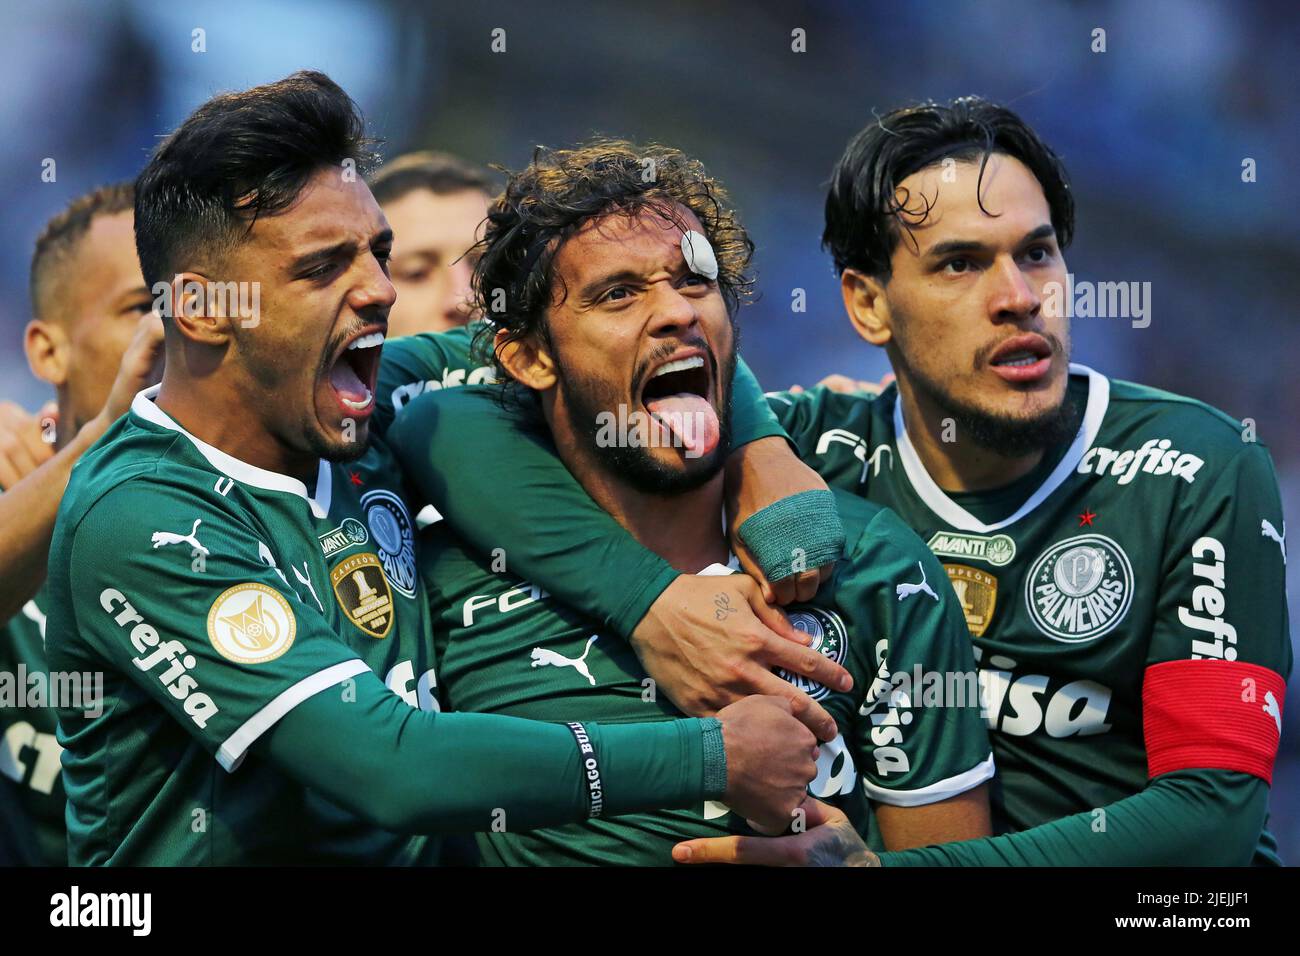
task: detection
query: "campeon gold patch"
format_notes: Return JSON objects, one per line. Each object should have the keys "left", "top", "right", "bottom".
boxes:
{"left": 330, "top": 552, "right": 394, "bottom": 639}
{"left": 944, "top": 564, "right": 998, "bottom": 638}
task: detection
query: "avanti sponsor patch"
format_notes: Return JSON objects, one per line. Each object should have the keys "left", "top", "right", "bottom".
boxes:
{"left": 331, "top": 552, "right": 394, "bottom": 639}
{"left": 928, "top": 530, "right": 1016, "bottom": 567}
{"left": 318, "top": 517, "right": 369, "bottom": 558}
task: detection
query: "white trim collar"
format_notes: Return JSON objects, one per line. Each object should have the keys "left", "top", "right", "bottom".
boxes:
{"left": 131, "top": 385, "right": 333, "bottom": 519}
{"left": 892, "top": 363, "right": 1109, "bottom": 533}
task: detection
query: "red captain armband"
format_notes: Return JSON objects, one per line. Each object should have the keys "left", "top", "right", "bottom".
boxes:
{"left": 1143, "top": 659, "right": 1286, "bottom": 785}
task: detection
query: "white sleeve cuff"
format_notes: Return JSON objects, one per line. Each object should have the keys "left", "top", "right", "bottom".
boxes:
{"left": 862, "top": 752, "right": 996, "bottom": 807}
{"left": 216, "top": 658, "right": 371, "bottom": 772}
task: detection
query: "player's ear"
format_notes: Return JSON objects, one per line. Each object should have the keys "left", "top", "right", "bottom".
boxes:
{"left": 168, "top": 272, "right": 234, "bottom": 345}
{"left": 495, "top": 327, "right": 557, "bottom": 391}
{"left": 841, "top": 269, "right": 892, "bottom": 347}
{"left": 24, "top": 318, "right": 69, "bottom": 387}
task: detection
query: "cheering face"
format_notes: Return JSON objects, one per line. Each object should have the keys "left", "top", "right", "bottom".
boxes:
{"left": 542, "top": 205, "right": 735, "bottom": 492}
{"left": 380, "top": 187, "right": 489, "bottom": 336}
{"left": 221, "top": 168, "right": 394, "bottom": 462}
{"left": 878, "top": 154, "right": 1071, "bottom": 433}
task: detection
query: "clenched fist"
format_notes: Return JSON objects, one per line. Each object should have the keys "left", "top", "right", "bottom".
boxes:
{"left": 716, "top": 695, "right": 819, "bottom": 833}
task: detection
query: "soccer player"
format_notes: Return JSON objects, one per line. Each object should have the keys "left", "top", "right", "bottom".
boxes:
{"left": 386, "top": 139, "right": 993, "bottom": 864}
{"left": 368, "top": 150, "right": 493, "bottom": 336}
{"left": 0, "top": 184, "right": 163, "bottom": 865}
{"left": 397, "top": 100, "right": 1291, "bottom": 866}
{"left": 43, "top": 71, "right": 818, "bottom": 865}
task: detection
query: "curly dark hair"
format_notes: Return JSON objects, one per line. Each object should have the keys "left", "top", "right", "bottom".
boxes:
{"left": 471, "top": 138, "right": 754, "bottom": 376}
{"left": 823, "top": 96, "right": 1074, "bottom": 280}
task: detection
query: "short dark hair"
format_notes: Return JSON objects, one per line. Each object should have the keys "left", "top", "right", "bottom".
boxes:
{"left": 30, "top": 181, "right": 135, "bottom": 322}
{"left": 368, "top": 150, "right": 493, "bottom": 206}
{"left": 823, "top": 96, "right": 1074, "bottom": 279}
{"left": 134, "top": 70, "right": 379, "bottom": 290}
{"left": 475, "top": 138, "right": 754, "bottom": 377}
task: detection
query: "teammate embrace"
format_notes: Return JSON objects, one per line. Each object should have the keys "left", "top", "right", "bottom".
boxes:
{"left": 0, "top": 74, "right": 1287, "bottom": 866}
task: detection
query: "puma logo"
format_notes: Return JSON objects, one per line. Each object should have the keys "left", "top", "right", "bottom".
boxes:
{"left": 1263, "top": 691, "right": 1282, "bottom": 735}
{"left": 151, "top": 519, "right": 209, "bottom": 556}
{"left": 1261, "top": 519, "right": 1286, "bottom": 564}
{"left": 895, "top": 561, "right": 939, "bottom": 603}
{"left": 530, "top": 635, "right": 599, "bottom": 686}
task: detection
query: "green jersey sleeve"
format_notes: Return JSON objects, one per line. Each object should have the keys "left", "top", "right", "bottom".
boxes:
{"left": 381, "top": 356, "right": 788, "bottom": 638}
{"left": 386, "top": 386, "right": 677, "bottom": 638}
{"left": 840, "top": 506, "right": 994, "bottom": 804}
{"left": 1147, "top": 442, "right": 1291, "bottom": 674}
{"left": 372, "top": 324, "right": 493, "bottom": 438}
{"left": 261, "top": 673, "right": 724, "bottom": 833}
{"left": 66, "top": 480, "right": 370, "bottom": 771}
{"left": 880, "top": 767, "right": 1268, "bottom": 866}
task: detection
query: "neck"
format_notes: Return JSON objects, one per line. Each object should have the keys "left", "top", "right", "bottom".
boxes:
{"left": 550, "top": 406, "right": 729, "bottom": 573}
{"left": 153, "top": 369, "right": 318, "bottom": 485}
{"left": 895, "top": 376, "right": 1045, "bottom": 493}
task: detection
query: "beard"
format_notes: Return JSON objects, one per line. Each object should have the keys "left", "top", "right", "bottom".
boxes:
{"left": 895, "top": 332, "right": 1078, "bottom": 457}
{"left": 558, "top": 342, "right": 737, "bottom": 497}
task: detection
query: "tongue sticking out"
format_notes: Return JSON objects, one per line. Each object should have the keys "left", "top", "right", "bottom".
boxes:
{"left": 645, "top": 393, "right": 720, "bottom": 459}
{"left": 330, "top": 358, "right": 370, "bottom": 405}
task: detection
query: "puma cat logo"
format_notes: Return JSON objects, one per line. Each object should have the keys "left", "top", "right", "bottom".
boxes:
{"left": 895, "top": 561, "right": 939, "bottom": 603}
{"left": 151, "top": 519, "right": 209, "bottom": 556}
{"left": 1263, "top": 691, "right": 1282, "bottom": 735}
{"left": 530, "top": 635, "right": 599, "bottom": 686}
{"left": 1261, "top": 519, "right": 1286, "bottom": 563}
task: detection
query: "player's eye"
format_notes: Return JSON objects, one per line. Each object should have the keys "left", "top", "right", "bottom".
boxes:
{"left": 943, "top": 258, "right": 973, "bottom": 275}
{"left": 602, "top": 286, "right": 632, "bottom": 303}
{"left": 301, "top": 261, "right": 337, "bottom": 281}
{"left": 1022, "top": 245, "right": 1052, "bottom": 265}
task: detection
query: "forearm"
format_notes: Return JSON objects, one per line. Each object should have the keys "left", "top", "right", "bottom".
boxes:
{"left": 0, "top": 415, "right": 109, "bottom": 619}
{"left": 879, "top": 769, "right": 1268, "bottom": 867}
{"left": 262, "top": 676, "right": 725, "bottom": 833}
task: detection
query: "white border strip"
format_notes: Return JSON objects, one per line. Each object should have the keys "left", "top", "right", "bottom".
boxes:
{"left": 216, "top": 658, "right": 370, "bottom": 772}
{"left": 131, "top": 385, "right": 327, "bottom": 507}
{"left": 862, "top": 752, "right": 996, "bottom": 807}
{"left": 892, "top": 364, "right": 1110, "bottom": 532}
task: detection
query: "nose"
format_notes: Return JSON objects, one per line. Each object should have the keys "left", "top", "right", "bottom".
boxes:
{"left": 646, "top": 280, "right": 700, "bottom": 336}
{"left": 350, "top": 252, "right": 398, "bottom": 315}
{"left": 988, "top": 254, "right": 1040, "bottom": 323}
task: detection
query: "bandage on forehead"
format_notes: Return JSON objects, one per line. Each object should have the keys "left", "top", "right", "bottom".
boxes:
{"left": 680, "top": 230, "right": 719, "bottom": 280}
{"left": 1143, "top": 658, "right": 1286, "bottom": 785}
{"left": 737, "top": 489, "right": 845, "bottom": 584}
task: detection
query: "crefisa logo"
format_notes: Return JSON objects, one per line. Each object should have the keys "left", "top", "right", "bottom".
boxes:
{"left": 1025, "top": 534, "right": 1133, "bottom": 643}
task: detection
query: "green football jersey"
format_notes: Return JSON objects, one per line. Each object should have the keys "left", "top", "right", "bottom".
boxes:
{"left": 47, "top": 387, "right": 441, "bottom": 865}
{"left": 0, "top": 586, "right": 67, "bottom": 865}
{"left": 770, "top": 364, "right": 1292, "bottom": 856}
{"left": 418, "top": 487, "right": 993, "bottom": 866}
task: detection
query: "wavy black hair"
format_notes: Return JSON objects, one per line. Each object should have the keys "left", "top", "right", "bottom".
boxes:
{"left": 823, "top": 96, "right": 1074, "bottom": 280}
{"left": 134, "top": 70, "right": 380, "bottom": 291}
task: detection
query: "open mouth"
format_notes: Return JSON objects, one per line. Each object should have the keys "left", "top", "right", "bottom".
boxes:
{"left": 327, "top": 327, "right": 386, "bottom": 415}
{"left": 638, "top": 350, "right": 721, "bottom": 458}
{"left": 988, "top": 333, "right": 1053, "bottom": 383}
